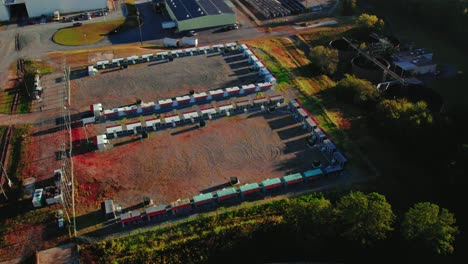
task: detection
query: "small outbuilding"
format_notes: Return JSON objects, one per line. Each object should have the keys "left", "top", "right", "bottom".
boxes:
{"left": 281, "top": 173, "right": 303, "bottom": 186}
{"left": 218, "top": 104, "right": 234, "bottom": 116}
{"left": 94, "top": 134, "right": 109, "bottom": 150}
{"left": 102, "top": 199, "right": 116, "bottom": 220}
{"left": 145, "top": 205, "right": 167, "bottom": 220}
{"left": 302, "top": 168, "right": 324, "bottom": 181}
{"left": 295, "top": 108, "right": 309, "bottom": 122}
{"left": 261, "top": 178, "right": 283, "bottom": 191}
{"left": 216, "top": 188, "right": 238, "bottom": 202}
{"left": 125, "top": 121, "right": 142, "bottom": 134}
{"left": 120, "top": 211, "right": 142, "bottom": 227}
{"left": 193, "top": 193, "right": 215, "bottom": 207}
{"left": 200, "top": 107, "right": 218, "bottom": 119}
{"left": 170, "top": 198, "right": 192, "bottom": 215}
{"left": 145, "top": 118, "right": 161, "bottom": 131}
{"left": 239, "top": 183, "right": 261, "bottom": 197}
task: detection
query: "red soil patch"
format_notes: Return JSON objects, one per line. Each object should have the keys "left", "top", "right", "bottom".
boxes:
{"left": 0, "top": 223, "right": 45, "bottom": 261}
{"left": 73, "top": 113, "right": 318, "bottom": 210}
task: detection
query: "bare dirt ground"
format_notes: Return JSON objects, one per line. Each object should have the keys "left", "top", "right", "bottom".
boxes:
{"left": 72, "top": 111, "right": 328, "bottom": 211}
{"left": 71, "top": 51, "right": 263, "bottom": 110}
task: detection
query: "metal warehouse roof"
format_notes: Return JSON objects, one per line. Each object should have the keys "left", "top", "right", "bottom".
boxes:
{"left": 216, "top": 187, "right": 237, "bottom": 197}
{"left": 199, "top": 0, "right": 233, "bottom": 15}
{"left": 167, "top": 0, "right": 233, "bottom": 21}
{"left": 239, "top": 183, "right": 260, "bottom": 192}
{"left": 261, "top": 178, "right": 282, "bottom": 187}
{"left": 303, "top": 168, "right": 323, "bottom": 179}
{"left": 193, "top": 193, "right": 214, "bottom": 203}
{"left": 282, "top": 173, "right": 303, "bottom": 182}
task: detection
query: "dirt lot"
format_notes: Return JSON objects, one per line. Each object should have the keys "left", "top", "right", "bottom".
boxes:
{"left": 72, "top": 111, "right": 329, "bottom": 210}
{"left": 71, "top": 51, "right": 264, "bottom": 111}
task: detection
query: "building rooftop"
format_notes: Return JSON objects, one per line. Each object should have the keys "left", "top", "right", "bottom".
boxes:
{"left": 193, "top": 192, "right": 214, "bottom": 203}
{"left": 239, "top": 182, "right": 260, "bottom": 192}
{"left": 216, "top": 187, "right": 237, "bottom": 197}
{"left": 261, "top": 178, "right": 282, "bottom": 187}
{"left": 282, "top": 173, "right": 303, "bottom": 182}
{"left": 167, "top": 0, "right": 233, "bottom": 21}
{"left": 302, "top": 168, "right": 323, "bottom": 178}
{"left": 392, "top": 49, "right": 435, "bottom": 68}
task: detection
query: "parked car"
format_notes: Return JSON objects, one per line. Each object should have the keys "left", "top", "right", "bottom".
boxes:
{"left": 73, "top": 22, "right": 83, "bottom": 27}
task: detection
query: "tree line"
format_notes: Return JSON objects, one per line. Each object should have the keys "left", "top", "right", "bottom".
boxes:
{"left": 80, "top": 191, "right": 458, "bottom": 263}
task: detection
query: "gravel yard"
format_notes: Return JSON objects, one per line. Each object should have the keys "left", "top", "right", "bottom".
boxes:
{"left": 72, "top": 111, "right": 328, "bottom": 209}
{"left": 71, "top": 52, "right": 263, "bottom": 110}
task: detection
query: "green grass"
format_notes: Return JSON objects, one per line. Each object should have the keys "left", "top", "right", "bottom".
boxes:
{"left": 53, "top": 19, "right": 125, "bottom": 46}
{"left": 53, "top": 0, "right": 140, "bottom": 46}
{"left": 0, "top": 90, "right": 14, "bottom": 114}
{"left": 8, "top": 125, "right": 31, "bottom": 182}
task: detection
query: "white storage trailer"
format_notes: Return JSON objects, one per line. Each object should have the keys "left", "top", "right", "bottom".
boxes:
{"left": 163, "top": 38, "right": 180, "bottom": 47}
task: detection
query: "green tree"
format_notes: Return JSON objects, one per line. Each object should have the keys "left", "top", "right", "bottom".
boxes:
{"left": 402, "top": 202, "right": 459, "bottom": 254}
{"left": 335, "top": 74, "right": 381, "bottom": 109}
{"left": 309, "top": 45, "right": 339, "bottom": 75}
{"left": 284, "top": 195, "right": 335, "bottom": 237}
{"left": 335, "top": 192, "right": 395, "bottom": 245}
{"left": 376, "top": 99, "right": 433, "bottom": 133}
{"left": 356, "top": 13, "right": 385, "bottom": 33}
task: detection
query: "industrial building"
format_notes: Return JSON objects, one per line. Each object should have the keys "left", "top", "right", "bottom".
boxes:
{"left": 0, "top": 0, "right": 107, "bottom": 21}
{"left": 164, "top": 0, "right": 236, "bottom": 32}
{"left": 392, "top": 49, "right": 437, "bottom": 76}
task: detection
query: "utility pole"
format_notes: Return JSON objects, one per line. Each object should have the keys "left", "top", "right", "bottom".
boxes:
{"left": 136, "top": 8, "right": 143, "bottom": 46}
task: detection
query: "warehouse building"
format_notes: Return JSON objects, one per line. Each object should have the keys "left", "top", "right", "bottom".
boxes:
{"left": 0, "top": 0, "right": 107, "bottom": 21}
{"left": 164, "top": 0, "right": 237, "bottom": 32}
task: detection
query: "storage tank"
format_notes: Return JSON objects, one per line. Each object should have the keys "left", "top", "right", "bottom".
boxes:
{"left": 163, "top": 38, "right": 180, "bottom": 47}
{"left": 181, "top": 37, "right": 198, "bottom": 47}
{"left": 329, "top": 39, "right": 355, "bottom": 61}
{"left": 351, "top": 56, "right": 391, "bottom": 84}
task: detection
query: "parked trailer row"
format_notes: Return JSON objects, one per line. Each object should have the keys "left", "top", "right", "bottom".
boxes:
{"left": 119, "top": 168, "right": 337, "bottom": 226}
{"left": 288, "top": 99, "right": 348, "bottom": 169}
{"left": 103, "top": 94, "right": 285, "bottom": 139}
{"left": 92, "top": 42, "right": 240, "bottom": 71}
{"left": 93, "top": 82, "right": 275, "bottom": 122}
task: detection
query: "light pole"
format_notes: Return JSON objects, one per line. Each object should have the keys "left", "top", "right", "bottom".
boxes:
{"left": 136, "top": 8, "right": 143, "bottom": 46}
